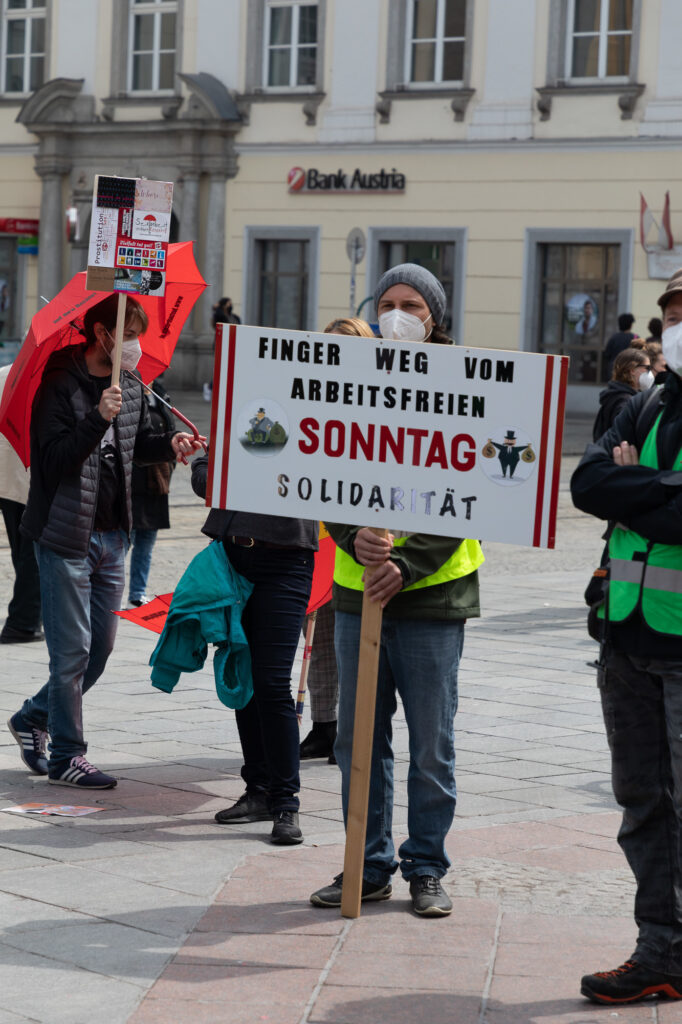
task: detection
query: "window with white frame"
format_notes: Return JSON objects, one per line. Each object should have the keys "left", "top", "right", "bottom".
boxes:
{"left": 1, "top": 0, "right": 45, "bottom": 95}
{"left": 567, "top": 0, "right": 632, "bottom": 79}
{"left": 407, "top": 0, "right": 467, "bottom": 85}
{"left": 265, "top": 1, "right": 317, "bottom": 89}
{"left": 128, "top": 0, "right": 177, "bottom": 93}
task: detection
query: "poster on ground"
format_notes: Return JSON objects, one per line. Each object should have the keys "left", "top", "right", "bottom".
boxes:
{"left": 206, "top": 325, "right": 568, "bottom": 549}
{"left": 86, "top": 175, "right": 173, "bottom": 297}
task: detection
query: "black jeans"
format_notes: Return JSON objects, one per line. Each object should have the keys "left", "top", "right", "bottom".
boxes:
{"left": 226, "top": 543, "right": 314, "bottom": 812}
{"left": 0, "top": 498, "right": 41, "bottom": 633}
{"left": 599, "top": 649, "right": 682, "bottom": 975}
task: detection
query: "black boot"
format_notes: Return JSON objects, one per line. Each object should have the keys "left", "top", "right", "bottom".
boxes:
{"left": 300, "top": 720, "right": 336, "bottom": 759}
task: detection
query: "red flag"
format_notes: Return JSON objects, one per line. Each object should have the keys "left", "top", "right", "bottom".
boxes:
{"left": 660, "top": 190, "right": 674, "bottom": 250}
{"left": 307, "top": 534, "right": 335, "bottom": 613}
{"left": 640, "top": 192, "right": 656, "bottom": 252}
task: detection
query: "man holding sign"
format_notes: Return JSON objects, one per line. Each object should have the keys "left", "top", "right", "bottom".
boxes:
{"left": 310, "top": 264, "right": 484, "bottom": 916}
{"left": 8, "top": 295, "right": 202, "bottom": 789}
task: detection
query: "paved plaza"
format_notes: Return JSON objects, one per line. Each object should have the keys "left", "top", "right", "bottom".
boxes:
{"left": 0, "top": 401, "right": 668, "bottom": 1023}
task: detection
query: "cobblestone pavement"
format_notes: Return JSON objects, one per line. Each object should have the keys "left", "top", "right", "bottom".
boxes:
{"left": 1, "top": 398, "right": 669, "bottom": 1023}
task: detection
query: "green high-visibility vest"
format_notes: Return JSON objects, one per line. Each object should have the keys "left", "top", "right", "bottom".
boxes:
{"left": 334, "top": 535, "right": 484, "bottom": 592}
{"left": 607, "top": 411, "right": 682, "bottom": 634}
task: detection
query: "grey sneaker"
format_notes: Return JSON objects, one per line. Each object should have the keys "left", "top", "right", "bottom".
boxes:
{"left": 8, "top": 711, "right": 48, "bottom": 776}
{"left": 270, "top": 810, "right": 303, "bottom": 845}
{"left": 310, "top": 872, "right": 392, "bottom": 908}
{"left": 409, "top": 876, "right": 452, "bottom": 916}
{"left": 214, "top": 791, "right": 270, "bottom": 824}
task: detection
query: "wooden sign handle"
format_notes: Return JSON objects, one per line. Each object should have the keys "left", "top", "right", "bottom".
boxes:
{"left": 110, "top": 292, "right": 126, "bottom": 388}
{"left": 341, "top": 526, "right": 388, "bottom": 919}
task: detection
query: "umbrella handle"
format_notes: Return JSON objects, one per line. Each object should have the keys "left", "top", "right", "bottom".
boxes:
{"left": 170, "top": 406, "right": 208, "bottom": 464}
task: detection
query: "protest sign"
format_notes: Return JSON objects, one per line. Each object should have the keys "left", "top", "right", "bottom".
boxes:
{"left": 86, "top": 174, "right": 173, "bottom": 297}
{"left": 207, "top": 325, "right": 568, "bottom": 548}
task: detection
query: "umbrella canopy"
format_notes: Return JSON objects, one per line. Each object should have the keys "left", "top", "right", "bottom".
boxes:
{"left": 0, "top": 241, "right": 206, "bottom": 466}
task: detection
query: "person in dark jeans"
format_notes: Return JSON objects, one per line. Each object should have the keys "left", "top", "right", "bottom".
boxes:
{"left": 571, "top": 268, "right": 682, "bottom": 1005}
{"left": 191, "top": 452, "right": 316, "bottom": 845}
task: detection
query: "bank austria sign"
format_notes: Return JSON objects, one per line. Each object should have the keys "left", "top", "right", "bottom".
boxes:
{"left": 287, "top": 166, "right": 406, "bottom": 194}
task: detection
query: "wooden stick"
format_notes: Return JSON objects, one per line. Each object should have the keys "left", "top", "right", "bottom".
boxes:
{"left": 341, "top": 526, "right": 388, "bottom": 919}
{"left": 110, "top": 292, "right": 126, "bottom": 388}
{"left": 296, "top": 609, "right": 317, "bottom": 723}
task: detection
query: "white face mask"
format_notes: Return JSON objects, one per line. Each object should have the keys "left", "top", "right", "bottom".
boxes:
{"left": 637, "top": 369, "right": 655, "bottom": 391}
{"left": 120, "top": 338, "right": 142, "bottom": 371}
{"left": 103, "top": 330, "right": 142, "bottom": 372}
{"left": 378, "top": 309, "right": 432, "bottom": 343}
{"left": 663, "top": 321, "right": 682, "bottom": 376}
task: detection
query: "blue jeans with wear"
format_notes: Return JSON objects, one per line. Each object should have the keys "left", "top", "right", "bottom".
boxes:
{"left": 334, "top": 610, "right": 464, "bottom": 884}
{"left": 20, "top": 530, "right": 127, "bottom": 767}
{"left": 128, "top": 527, "right": 157, "bottom": 602}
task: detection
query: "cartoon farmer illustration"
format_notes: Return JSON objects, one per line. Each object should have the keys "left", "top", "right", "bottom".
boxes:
{"left": 485, "top": 430, "right": 534, "bottom": 479}
{"left": 249, "top": 407, "right": 274, "bottom": 444}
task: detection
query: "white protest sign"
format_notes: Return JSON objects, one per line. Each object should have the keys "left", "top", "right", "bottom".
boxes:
{"left": 207, "top": 326, "right": 568, "bottom": 548}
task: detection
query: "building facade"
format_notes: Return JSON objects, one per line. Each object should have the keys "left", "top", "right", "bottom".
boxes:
{"left": 0, "top": 0, "right": 680, "bottom": 411}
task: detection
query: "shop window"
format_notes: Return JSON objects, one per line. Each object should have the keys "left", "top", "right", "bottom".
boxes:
{"left": 537, "top": 242, "right": 620, "bottom": 383}
{"left": 265, "top": 1, "right": 317, "bottom": 89}
{"left": 567, "top": 0, "right": 633, "bottom": 80}
{"left": 128, "top": 0, "right": 177, "bottom": 92}
{"left": 1, "top": 0, "right": 46, "bottom": 95}
{"left": 407, "top": 0, "right": 467, "bottom": 85}
{"left": 256, "top": 239, "right": 310, "bottom": 330}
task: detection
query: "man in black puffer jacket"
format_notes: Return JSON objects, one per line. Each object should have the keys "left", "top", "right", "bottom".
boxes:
{"left": 7, "top": 295, "right": 202, "bottom": 790}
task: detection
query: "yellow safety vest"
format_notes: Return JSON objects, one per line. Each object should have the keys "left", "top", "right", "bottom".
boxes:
{"left": 334, "top": 535, "right": 484, "bottom": 592}
{"left": 607, "top": 411, "right": 682, "bottom": 635}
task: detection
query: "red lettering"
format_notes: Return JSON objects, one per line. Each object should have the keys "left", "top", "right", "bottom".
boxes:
{"left": 378, "top": 425, "right": 404, "bottom": 464}
{"left": 424, "top": 431, "right": 448, "bottom": 469}
{"left": 298, "top": 417, "right": 319, "bottom": 454}
{"left": 406, "top": 428, "right": 429, "bottom": 466}
{"left": 324, "top": 420, "right": 345, "bottom": 457}
{"left": 451, "top": 433, "right": 476, "bottom": 471}
{"left": 349, "top": 422, "right": 375, "bottom": 461}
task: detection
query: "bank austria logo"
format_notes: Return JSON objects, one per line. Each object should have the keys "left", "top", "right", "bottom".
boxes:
{"left": 287, "top": 166, "right": 406, "bottom": 194}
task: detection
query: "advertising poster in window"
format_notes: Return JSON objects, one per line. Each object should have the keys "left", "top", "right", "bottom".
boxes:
{"left": 207, "top": 325, "right": 569, "bottom": 549}
{"left": 86, "top": 175, "right": 173, "bottom": 296}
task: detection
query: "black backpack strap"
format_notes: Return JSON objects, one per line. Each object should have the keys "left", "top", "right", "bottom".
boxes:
{"left": 634, "top": 386, "right": 664, "bottom": 450}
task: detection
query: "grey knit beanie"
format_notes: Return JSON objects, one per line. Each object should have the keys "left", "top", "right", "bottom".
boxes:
{"left": 374, "top": 263, "right": 447, "bottom": 325}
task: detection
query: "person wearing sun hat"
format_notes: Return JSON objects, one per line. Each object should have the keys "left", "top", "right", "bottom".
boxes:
{"left": 309, "top": 263, "right": 484, "bottom": 918}
{"left": 570, "top": 268, "right": 682, "bottom": 1005}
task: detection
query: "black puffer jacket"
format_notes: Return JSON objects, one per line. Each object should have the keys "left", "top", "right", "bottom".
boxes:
{"left": 21, "top": 344, "right": 177, "bottom": 557}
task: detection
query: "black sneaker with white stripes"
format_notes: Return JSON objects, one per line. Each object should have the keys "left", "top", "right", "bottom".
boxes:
{"left": 48, "top": 755, "right": 117, "bottom": 789}
{"left": 7, "top": 711, "right": 48, "bottom": 776}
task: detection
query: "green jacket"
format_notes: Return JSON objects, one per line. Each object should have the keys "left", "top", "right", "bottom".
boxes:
{"left": 325, "top": 523, "right": 481, "bottom": 621}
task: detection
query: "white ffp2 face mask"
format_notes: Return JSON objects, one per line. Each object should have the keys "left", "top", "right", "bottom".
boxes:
{"left": 637, "top": 369, "right": 655, "bottom": 391}
{"left": 662, "top": 321, "right": 682, "bottom": 376}
{"left": 120, "top": 338, "right": 142, "bottom": 371}
{"left": 378, "top": 309, "right": 432, "bottom": 342}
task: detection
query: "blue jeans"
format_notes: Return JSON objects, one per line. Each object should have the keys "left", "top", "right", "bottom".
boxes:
{"left": 599, "top": 650, "right": 682, "bottom": 975}
{"left": 226, "top": 543, "right": 314, "bottom": 812}
{"left": 335, "top": 611, "right": 464, "bottom": 885}
{"left": 128, "top": 528, "right": 157, "bottom": 602}
{"left": 21, "top": 531, "right": 128, "bottom": 767}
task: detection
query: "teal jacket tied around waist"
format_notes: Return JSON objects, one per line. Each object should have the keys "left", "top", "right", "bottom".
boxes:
{"left": 149, "top": 541, "right": 254, "bottom": 709}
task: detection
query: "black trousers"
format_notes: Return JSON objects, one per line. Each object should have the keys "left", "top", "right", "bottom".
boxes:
{"left": 599, "top": 649, "right": 682, "bottom": 975}
{"left": 226, "top": 543, "right": 314, "bottom": 813}
{"left": 0, "top": 499, "right": 41, "bottom": 633}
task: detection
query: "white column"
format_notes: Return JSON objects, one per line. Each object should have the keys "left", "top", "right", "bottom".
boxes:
{"left": 318, "top": 0, "right": 381, "bottom": 143}
{"left": 640, "top": 0, "right": 682, "bottom": 136}
{"left": 36, "top": 162, "right": 68, "bottom": 302}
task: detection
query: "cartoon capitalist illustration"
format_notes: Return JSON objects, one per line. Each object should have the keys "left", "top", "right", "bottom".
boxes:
{"left": 248, "top": 407, "right": 274, "bottom": 444}
{"left": 483, "top": 430, "right": 535, "bottom": 479}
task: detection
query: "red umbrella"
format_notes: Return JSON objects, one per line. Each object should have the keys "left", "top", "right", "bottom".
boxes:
{"left": 0, "top": 241, "right": 206, "bottom": 466}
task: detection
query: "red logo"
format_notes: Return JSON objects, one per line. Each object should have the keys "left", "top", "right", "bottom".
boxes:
{"left": 287, "top": 167, "right": 306, "bottom": 192}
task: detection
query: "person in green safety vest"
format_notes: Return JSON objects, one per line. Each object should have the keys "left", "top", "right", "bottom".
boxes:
{"left": 309, "top": 263, "right": 484, "bottom": 918}
{"left": 571, "top": 268, "right": 682, "bottom": 1007}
